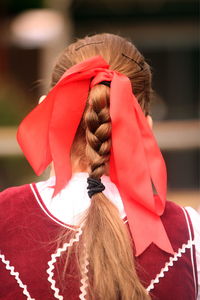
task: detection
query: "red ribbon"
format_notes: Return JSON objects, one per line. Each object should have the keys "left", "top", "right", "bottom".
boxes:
{"left": 17, "top": 56, "right": 174, "bottom": 256}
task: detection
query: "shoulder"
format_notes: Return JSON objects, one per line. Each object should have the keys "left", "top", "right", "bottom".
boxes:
{"left": 160, "top": 201, "right": 194, "bottom": 251}
{"left": 163, "top": 200, "right": 199, "bottom": 234}
{"left": 162, "top": 200, "right": 187, "bottom": 226}
{"left": 0, "top": 184, "right": 35, "bottom": 218}
{"left": 164, "top": 200, "right": 184, "bottom": 215}
{"left": 184, "top": 206, "right": 200, "bottom": 231}
{"left": 0, "top": 184, "right": 32, "bottom": 203}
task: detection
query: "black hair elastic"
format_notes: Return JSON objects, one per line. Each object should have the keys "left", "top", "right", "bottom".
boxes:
{"left": 99, "top": 81, "right": 111, "bottom": 87}
{"left": 87, "top": 177, "right": 105, "bottom": 198}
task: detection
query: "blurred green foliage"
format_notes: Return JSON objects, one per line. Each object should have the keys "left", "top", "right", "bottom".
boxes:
{"left": 0, "top": 80, "right": 32, "bottom": 126}
{"left": 0, "top": 156, "right": 37, "bottom": 190}
{"left": 0, "top": 156, "right": 49, "bottom": 190}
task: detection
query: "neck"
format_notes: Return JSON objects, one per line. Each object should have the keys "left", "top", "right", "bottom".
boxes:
{"left": 50, "top": 162, "right": 89, "bottom": 178}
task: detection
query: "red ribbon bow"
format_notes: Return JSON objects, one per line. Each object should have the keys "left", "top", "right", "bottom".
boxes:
{"left": 17, "top": 56, "right": 174, "bottom": 256}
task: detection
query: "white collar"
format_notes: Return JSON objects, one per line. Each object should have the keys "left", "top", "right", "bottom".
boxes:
{"left": 36, "top": 172, "right": 126, "bottom": 226}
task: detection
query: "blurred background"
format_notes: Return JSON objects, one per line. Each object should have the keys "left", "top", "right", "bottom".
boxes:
{"left": 0, "top": 0, "right": 199, "bottom": 209}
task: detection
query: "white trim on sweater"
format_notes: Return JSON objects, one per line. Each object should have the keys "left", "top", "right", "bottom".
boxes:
{"left": 0, "top": 253, "right": 35, "bottom": 300}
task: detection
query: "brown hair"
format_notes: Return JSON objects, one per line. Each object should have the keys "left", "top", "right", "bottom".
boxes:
{"left": 52, "top": 33, "right": 151, "bottom": 299}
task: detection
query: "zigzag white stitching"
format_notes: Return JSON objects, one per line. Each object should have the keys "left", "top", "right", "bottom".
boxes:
{"left": 182, "top": 207, "right": 197, "bottom": 297}
{"left": 0, "top": 253, "right": 35, "bottom": 300}
{"left": 47, "top": 227, "right": 83, "bottom": 300}
{"left": 146, "top": 239, "right": 195, "bottom": 292}
{"left": 79, "top": 245, "right": 89, "bottom": 300}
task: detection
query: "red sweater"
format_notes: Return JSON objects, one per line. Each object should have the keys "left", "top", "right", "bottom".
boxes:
{"left": 0, "top": 184, "right": 198, "bottom": 299}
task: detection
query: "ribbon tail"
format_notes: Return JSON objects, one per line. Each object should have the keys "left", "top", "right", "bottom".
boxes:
{"left": 124, "top": 196, "right": 174, "bottom": 256}
{"left": 110, "top": 151, "right": 173, "bottom": 256}
{"left": 49, "top": 79, "right": 90, "bottom": 196}
{"left": 109, "top": 72, "right": 173, "bottom": 255}
{"left": 110, "top": 73, "right": 155, "bottom": 210}
{"left": 17, "top": 94, "right": 54, "bottom": 175}
{"left": 134, "top": 100, "right": 167, "bottom": 211}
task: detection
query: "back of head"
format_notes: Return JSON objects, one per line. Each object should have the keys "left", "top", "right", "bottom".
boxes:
{"left": 52, "top": 33, "right": 151, "bottom": 300}
{"left": 52, "top": 33, "right": 151, "bottom": 114}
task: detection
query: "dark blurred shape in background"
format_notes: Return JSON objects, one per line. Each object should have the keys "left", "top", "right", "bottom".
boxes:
{"left": 0, "top": 0, "right": 199, "bottom": 208}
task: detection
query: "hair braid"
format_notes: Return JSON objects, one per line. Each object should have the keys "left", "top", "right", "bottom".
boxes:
{"left": 85, "top": 85, "right": 111, "bottom": 179}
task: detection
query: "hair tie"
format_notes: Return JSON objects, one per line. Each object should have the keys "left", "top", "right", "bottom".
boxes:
{"left": 87, "top": 177, "right": 105, "bottom": 198}
{"left": 99, "top": 80, "right": 111, "bottom": 87}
